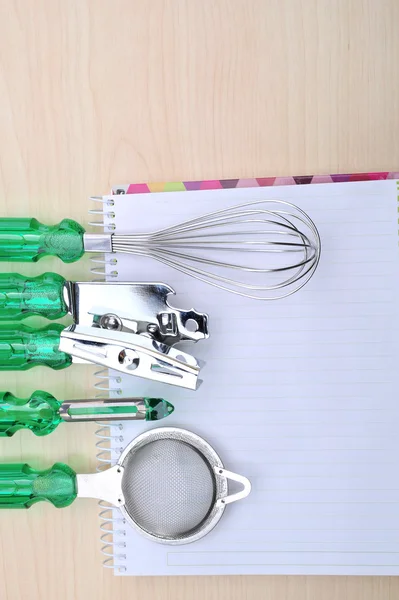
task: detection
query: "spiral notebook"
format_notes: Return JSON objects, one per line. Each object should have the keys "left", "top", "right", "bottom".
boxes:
{"left": 93, "top": 172, "right": 399, "bottom": 576}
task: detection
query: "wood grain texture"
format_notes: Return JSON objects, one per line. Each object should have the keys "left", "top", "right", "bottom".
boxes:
{"left": 0, "top": 0, "right": 398, "bottom": 598}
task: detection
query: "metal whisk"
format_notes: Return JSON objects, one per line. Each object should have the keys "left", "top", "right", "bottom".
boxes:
{"left": 0, "top": 200, "right": 320, "bottom": 300}
{"left": 109, "top": 200, "right": 321, "bottom": 300}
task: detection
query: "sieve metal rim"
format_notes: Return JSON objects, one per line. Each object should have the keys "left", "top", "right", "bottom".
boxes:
{"left": 117, "top": 427, "right": 228, "bottom": 545}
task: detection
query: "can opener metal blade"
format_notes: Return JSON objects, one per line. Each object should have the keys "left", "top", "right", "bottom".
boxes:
{"left": 0, "top": 273, "right": 208, "bottom": 390}
{"left": 63, "top": 282, "right": 207, "bottom": 389}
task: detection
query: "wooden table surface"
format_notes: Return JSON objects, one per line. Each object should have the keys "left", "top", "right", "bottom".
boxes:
{"left": 0, "top": 1, "right": 398, "bottom": 598}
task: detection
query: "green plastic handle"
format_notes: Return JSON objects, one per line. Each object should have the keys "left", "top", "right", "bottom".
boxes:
{"left": 0, "top": 218, "right": 85, "bottom": 263}
{"left": 0, "top": 272, "right": 68, "bottom": 320}
{"left": 0, "top": 462, "right": 77, "bottom": 508}
{"left": 0, "top": 324, "right": 71, "bottom": 370}
{"left": 0, "top": 390, "right": 62, "bottom": 437}
{"left": 0, "top": 393, "right": 175, "bottom": 436}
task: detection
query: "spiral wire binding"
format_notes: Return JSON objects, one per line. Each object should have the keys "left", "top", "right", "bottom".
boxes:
{"left": 90, "top": 196, "right": 127, "bottom": 573}
{"left": 95, "top": 420, "right": 127, "bottom": 573}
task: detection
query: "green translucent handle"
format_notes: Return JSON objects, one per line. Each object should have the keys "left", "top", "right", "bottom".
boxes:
{"left": 0, "top": 272, "right": 67, "bottom": 320}
{"left": 0, "top": 462, "right": 77, "bottom": 508}
{"left": 0, "top": 324, "right": 71, "bottom": 370}
{"left": 0, "top": 390, "right": 62, "bottom": 437}
{"left": 0, "top": 218, "right": 85, "bottom": 263}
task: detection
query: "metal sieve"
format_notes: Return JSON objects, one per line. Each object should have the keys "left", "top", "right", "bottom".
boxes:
{"left": 79, "top": 427, "right": 251, "bottom": 544}
{"left": 0, "top": 427, "right": 250, "bottom": 546}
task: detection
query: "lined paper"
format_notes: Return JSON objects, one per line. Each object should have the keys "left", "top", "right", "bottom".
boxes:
{"left": 103, "top": 179, "right": 399, "bottom": 576}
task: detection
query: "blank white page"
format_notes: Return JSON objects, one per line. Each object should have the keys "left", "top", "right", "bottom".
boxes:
{"left": 102, "top": 179, "right": 399, "bottom": 576}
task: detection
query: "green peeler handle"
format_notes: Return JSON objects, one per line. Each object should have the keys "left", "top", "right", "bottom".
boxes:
{"left": 0, "top": 218, "right": 85, "bottom": 263}
{"left": 0, "top": 272, "right": 68, "bottom": 320}
{"left": 0, "top": 462, "right": 77, "bottom": 508}
{"left": 0, "top": 324, "right": 72, "bottom": 370}
{"left": 0, "top": 390, "right": 62, "bottom": 437}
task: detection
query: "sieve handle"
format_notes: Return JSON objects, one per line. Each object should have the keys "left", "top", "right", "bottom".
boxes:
{"left": 0, "top": 462, "right": 77, "bottom": 508}
{"left": 0, "top": 218, "right": 85, "bottom": 263}
{"left": 0, "top": 272, "right": 68, "bottom": 320}
{"left": 216, "top": 468, "right": 252, "bottom": 506}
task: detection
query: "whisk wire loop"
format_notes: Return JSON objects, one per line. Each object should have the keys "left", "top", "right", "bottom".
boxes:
{"left": 111, "top": 200, "right": 321, "bottom": 300}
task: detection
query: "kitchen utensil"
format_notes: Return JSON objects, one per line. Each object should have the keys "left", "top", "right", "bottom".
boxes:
{"left": 0, "top": 199, "right": 320, "bottom": 299}
{"left": 0, "top": 273, "right": 208, "bottom": 345}
{"left": 0, "top": 273, "right": 207, "bottom": 389}
{"left": 0, "top": 390, "right": 174, "bottom": 437}
{"left": 0, "top": 427, "right": 251, "bottom": 544}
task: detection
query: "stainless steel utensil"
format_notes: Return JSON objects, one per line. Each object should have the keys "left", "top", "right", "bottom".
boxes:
{"left": 0, "top": 274, "right": 208, "bottom": 389}
{"left": 0, "top": 427, "right": 251, "bottom": 545}
{"left": 0, "top": 199, "right": 320, "bottom": 300}
{"left": 0, "top": 391, "right": 174, "bottom": 437}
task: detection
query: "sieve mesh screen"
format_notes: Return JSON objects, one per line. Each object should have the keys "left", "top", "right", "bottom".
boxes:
{"left": 121, "top": 438, "right": 216, "bottom": 539}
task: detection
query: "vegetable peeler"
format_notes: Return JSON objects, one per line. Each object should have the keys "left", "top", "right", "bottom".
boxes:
{"left": 0, "top": 391, "right": 174, "bottom": 437}
{"left": 0, "top": 273, "right": 208, "bottom": 389}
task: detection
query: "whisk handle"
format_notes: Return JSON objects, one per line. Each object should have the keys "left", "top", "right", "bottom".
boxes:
{"left": 0, "top": 218, "right": 85, "bottom": 263}
{"left": 0, "top": 462, "right": 77, "bottom": 508}
{"left": 0, "top": 272, "right": 67, "bottom": 320}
